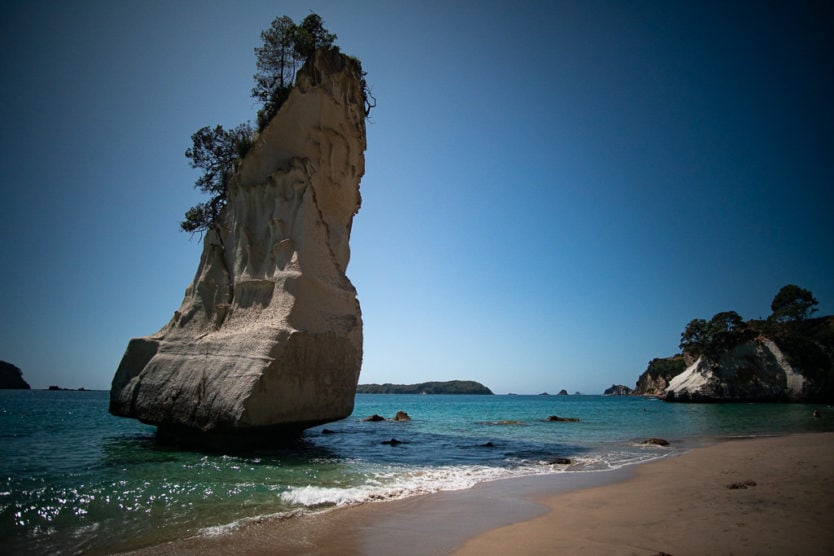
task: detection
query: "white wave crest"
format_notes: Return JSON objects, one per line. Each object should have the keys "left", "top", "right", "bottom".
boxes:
{"left": 280, "top": 464, "right": 554, "bottom": 509}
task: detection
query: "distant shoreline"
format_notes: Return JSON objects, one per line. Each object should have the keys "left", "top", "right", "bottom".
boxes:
{"left": 356, "top": 380, "right": 493, "bottom": 395}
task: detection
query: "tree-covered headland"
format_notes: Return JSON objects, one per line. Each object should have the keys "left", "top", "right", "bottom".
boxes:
{"left": 678, "top": 284, "right": 821, "bottom": 360}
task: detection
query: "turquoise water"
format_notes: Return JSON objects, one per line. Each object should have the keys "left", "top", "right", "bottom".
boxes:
{"left": 1, "top": 390, "right": 831, "bottom": 554}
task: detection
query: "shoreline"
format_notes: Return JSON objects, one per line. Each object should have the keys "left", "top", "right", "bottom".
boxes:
{"left": 124, "top": 432, "right": 834, "bottom": 555}
{"left": 456, "top": 432, "right": 834, "bottom": 555}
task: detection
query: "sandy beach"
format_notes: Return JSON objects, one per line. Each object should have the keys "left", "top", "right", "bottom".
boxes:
{"left": 131, "top": 432, "right": 834, "bottom": 555}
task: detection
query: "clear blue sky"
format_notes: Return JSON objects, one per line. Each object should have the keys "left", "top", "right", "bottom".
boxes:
{"left": 1, "top": 1, "right": 832, "bottom": 394}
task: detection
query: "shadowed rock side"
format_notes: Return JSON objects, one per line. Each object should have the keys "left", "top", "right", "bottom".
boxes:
{"left": 664, "top": 337, "right": 827, "bottom": 402}
{"left": 0, "top": 360, "right": 30, "bottom": 389}
{"left": 638, "top": 317, "right": 834, "bottom": 403}
{"left": 110, "top": 49, "right": 366, "bottom": 445}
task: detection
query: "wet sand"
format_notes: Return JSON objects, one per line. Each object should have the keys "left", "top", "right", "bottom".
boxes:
{"left": 127, "top": 433, "right": 834, "bottom": 555}
{"left": 456, "top": 432, "right": 834, "bottom": 556}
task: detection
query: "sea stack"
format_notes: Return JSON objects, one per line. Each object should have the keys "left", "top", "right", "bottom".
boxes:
{"left": 110, "top": 49, "right": 366, "bottom": 447}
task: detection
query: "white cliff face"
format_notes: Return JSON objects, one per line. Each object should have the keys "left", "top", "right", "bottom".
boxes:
{"left": 763, "top": 339, "right": 806, "bottom": 400}
{"left": 110, "top": 50, "right": 365, "bottom": 442}
{"left": 665, "top": 357, "right": 710, "bottom": 395}
{"left": 664, "top": 338, "right": 809, "bottom": 402}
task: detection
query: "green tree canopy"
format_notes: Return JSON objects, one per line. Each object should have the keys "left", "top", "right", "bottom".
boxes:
{"left": 181, "top": 12, "right": 370, "bottom": 233}
{"left": 180, "top": 123, "right": 253, "bottom": 233}
{"left": 252, "top": 13, "right": 337, "bottom": 130}
{"left": 293, "top": 14, "right": 337, "bottom": 60}
{"left": 679, "top": 310, "right": 748, "bottom": 360}
{"left": 770, "top": 284, "right": 819, "bottom": 322}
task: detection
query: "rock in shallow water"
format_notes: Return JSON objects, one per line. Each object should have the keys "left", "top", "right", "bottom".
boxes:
{"left": 109, "top": 49, "right": 366, "bottom": 447}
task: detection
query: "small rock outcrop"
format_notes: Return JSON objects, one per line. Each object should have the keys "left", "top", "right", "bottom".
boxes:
{"left": 547, "top": 415, "right": 580, "bottom": 422}
{"left": 642, "top": 438, "right": 670, "bottom": 447}
{"left": 0, "top": 361, "right": 30, "bottom": 389}
{"left": 109, "top": 49, "right": 367, "bottom": 446}
{"left": 603, "top": 384, "right": 633, "bottom": 396}
{"left": 557, "top": 389, "right": 569, "bottom": 396}
{"left": 363, "top": 414, "right": 385, "bottom": 422}
{"left": 393, "top": 411, "right": 411, "bottom": 421}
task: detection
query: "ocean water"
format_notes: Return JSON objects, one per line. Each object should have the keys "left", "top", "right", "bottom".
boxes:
{"left": 1, "top": 390, "right": 831, "bottom": 554}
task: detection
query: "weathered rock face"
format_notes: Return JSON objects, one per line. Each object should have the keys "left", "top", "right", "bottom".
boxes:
{"left": 632, "top": 355, "right": 687, "bottom": 396}
{"left": 110, "top": 49, "right": 366, "bottom": 444}
{"left": 664, "top": 335, "right": 831, "bottom": 403}
{"left": 0, "top": 361, "right": 30, "bottom": 389}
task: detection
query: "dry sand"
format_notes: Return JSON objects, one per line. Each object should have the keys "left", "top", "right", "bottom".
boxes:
{"left": 130, "top": 433, "right": 834, "bottom": 555}
{"left": 456, "top": 433, "right": 834, "bottom": 556}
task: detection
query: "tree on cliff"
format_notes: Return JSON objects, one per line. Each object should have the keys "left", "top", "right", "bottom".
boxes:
{"left": 180, "top": 12, "right": 370, "bottom": 233}
{"left": 770, "top": 284, "right": 819, "bottom": 323}
{"left": 679, "top": 311, "right": 749, "bottom": 359}
{"left": 180, "top": 123, "right": 253, "bottom": 233}
{"left": 252, "top": 13, "right": 336, "bottom": 130}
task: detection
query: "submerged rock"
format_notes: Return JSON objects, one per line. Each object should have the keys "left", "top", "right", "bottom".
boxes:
{"left": 0, "top": 361, "right": 30, "bottom": 390}
{"left": 546, "top": 415, "right": 580, "bottom": 422}
{"left": 109, "top": 49, "right": 367, "bottom": 447}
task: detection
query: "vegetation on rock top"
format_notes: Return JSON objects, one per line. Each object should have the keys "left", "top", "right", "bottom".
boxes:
{"left": 180, "top": 13, "right": 374, "bottom": 234}
{"left": 633, "top": 284, "right": 833, "bottom": 401}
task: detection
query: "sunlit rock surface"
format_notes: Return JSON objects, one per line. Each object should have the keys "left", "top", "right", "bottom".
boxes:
{"left": 664, "top": 337, "right": 828, "bottom": 402}
{"left": 110, "top": 49, "right": 366, "bottom": 445}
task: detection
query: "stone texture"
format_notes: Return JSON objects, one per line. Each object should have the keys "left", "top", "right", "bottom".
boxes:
{"left": 632, "top": 355, "right": 688, "bottom": 396}
{"left": 109, "top": 49, "right": 366, "bottom": 444}
{"left": 665, "top": 338, "right": 815, "bottom": 402}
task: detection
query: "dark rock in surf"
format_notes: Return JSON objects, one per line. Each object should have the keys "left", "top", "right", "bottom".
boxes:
{"left": 364, "top": 414, "right": 385, "bottom": 422}
{"left": 642, "top": 438, "right": 670, "bottom": 446}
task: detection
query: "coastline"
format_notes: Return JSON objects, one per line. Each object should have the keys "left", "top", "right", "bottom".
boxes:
{"left": 122, "top": 431, "right": 834, "bottom": 555}
{"left": 456, "top": 432, "right": 834, "bottom": 555}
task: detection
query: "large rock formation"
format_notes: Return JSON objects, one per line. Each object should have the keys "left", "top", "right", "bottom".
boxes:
{"left": 110, "top": 49, "right": 366, "bottom": 446}
{"left": 663, "top": 318, "right": 834, "bottom": 403}
{"left": 0, "top": 361, "right": 30, "bottom": 389}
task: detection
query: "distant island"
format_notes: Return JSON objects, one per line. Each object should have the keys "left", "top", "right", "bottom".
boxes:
{"left": 356, "top": 380, "right": 493, "bottom": 395}
{"left": 0, "top": 360, "right": 30, "bottom": 389}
